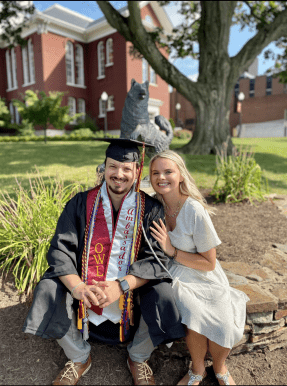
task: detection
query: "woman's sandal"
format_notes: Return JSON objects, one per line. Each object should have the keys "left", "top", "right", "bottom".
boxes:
{"left": 187, "top": 369, "right": 207, "bottom": 385}
{"left": 215, "top": 370, "right": 232, "bottom": 385}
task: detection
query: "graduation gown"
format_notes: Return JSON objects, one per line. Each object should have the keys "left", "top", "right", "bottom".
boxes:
{"left": 22, "top": 188, "right": 185, "bottom": 346}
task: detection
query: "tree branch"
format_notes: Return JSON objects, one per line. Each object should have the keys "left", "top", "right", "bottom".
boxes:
{"left": 243, "top": 1, "right": 263, "bottom": 24}
{"left": 230, "top": 6, "right": 287, "bottom": 80}
{"left": 96, "top": 1, "right": 201, "bottom": 104}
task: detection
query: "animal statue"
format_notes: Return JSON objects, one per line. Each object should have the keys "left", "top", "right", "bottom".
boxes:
{"left": 97, "top": 79, "right": 173, "bottom": 180}
{"left": 120, "top": 79, "right": 173, "bottom": 157}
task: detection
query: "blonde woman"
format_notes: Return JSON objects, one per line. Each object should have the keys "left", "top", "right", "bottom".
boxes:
{"left": 149, "top": 150, "right": 249, "bottom": 386}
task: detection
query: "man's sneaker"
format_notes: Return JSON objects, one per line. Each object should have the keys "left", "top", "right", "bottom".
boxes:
{"left": 52, "top": 355, "right": 92, "bottom": 385}
{"left": 127, "top": 357, "right": 155, "bottom": 385}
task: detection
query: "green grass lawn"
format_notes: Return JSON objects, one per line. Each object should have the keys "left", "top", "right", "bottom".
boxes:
{"left": 0, "top": 137, "right": 286, "bottom": 196}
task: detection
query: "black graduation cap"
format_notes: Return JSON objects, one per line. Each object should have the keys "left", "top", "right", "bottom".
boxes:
{"left": 94, "top": 138, "right": 154, "bottom": 163}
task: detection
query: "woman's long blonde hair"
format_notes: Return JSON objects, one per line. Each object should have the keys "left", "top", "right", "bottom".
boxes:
{"left": 149, "top": 150, "right": 215, "bottom": 215}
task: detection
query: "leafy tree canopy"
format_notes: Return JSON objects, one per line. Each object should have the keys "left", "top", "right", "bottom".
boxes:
{"left": 0, "top": 1, "right": 35, "bottom": 47}
{"left": 97, "top": 1, "right": 287, "bottom": 154}
{"left": 13, "top": 90, "right": 83, "bottom": 142}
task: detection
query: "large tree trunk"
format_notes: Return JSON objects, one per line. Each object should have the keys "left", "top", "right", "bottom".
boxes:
{"left": 180, "top": 84, "right": 234, "bottom": 155}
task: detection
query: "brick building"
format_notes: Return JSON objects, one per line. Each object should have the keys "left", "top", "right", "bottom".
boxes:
{"left": 0, "top": 2, "right": 172, "bottom": 133}
{"left": 170, "top": 73, "right": 287, "bottom": 136}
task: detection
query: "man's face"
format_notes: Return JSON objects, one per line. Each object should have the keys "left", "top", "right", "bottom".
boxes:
{"left": 105, "top": 157, "right": 139, "bottom": 196}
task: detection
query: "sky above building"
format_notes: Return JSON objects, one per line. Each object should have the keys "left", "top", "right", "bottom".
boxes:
{"left": 33, "top": 1, "right": 281, "bottom": 80}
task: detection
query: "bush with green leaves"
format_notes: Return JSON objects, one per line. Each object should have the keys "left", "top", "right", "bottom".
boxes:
{"left": 0, "top": 97, "right": 11, "bottom": 128}
{"left": 72, "top": 115, "right": 99, "bottom": 132}
{"left": 169, "top": 118, "right": 175, "bottom": 131}
{"left": 211, "top": 145, "right": 269, "bottom": 203}
{"left": 0, "top": 174, "right": 87, "bottom": 295}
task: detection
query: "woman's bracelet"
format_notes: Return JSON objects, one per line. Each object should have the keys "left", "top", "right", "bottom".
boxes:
{"left": 71, "top": 281, "right": 85, "bottom": 298}
{"left": 171, "top": 247, "right": 178, "bottom": 260}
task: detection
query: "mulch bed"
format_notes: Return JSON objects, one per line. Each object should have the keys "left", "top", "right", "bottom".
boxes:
{"left": 203, "top": 191, "right": 287, "bottom": 265}
{"left": 1, "top": 194, "right": 287, "bottom": 385}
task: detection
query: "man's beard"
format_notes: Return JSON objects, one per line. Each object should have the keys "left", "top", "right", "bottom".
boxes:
{"left": 107, "top": 184, "right": 130, "bottom": 195}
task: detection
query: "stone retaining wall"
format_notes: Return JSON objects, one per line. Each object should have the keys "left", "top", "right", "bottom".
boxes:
{"left": 229, "top": 195, "right": 287, "bottom": 354}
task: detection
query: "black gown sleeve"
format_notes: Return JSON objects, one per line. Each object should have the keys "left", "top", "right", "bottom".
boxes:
{"left": 42, "top": 191, "right": 87, "bottom": 280}
{"left": 128, "top": 193, "right": 172, "bottom": 282}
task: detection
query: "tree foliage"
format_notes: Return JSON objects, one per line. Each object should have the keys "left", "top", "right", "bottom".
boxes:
{"left": 97, "top": 1, "right": 287, "bottom": 154}
{"left": 0, "top": 97, "right": 11, "bottom": 127}
{"left": 13, "top": 90, "right": 83, "bottom": 143}
{"left": 0, "top": 1, "right": 35, "bottom": 47}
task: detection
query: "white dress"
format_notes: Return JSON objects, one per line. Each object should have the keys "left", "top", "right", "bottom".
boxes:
{"left": 168, "top": 197, "right": 250, "bottom": 349}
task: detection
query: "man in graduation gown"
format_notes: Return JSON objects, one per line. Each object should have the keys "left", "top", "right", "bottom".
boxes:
{"left": 23, "top": 139, "right": 185, "bottom": 386}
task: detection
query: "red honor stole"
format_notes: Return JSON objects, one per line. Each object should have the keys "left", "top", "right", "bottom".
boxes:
{"left": 87, "top": 198, "right": 111, "bottom": 315}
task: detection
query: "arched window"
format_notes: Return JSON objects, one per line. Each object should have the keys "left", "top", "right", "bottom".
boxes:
{"left": 142, "top": 58, "right": 148, "bottom": 82}
{"left": 106, "top": 38, "right": 113, "bottom": 66}
{"left": 66, "top": 42, "right": 75, "bottom": 84}
{"left": 78, "top": 98, "right": 86, "bottom": 120}
{"left": 97, "top": 41, "right": 105, "bottom": 78}
{"left": 22, "top": 39, "right": 35, "bottom": 86}
{"left": 75, "top": 44, "right": 84, "bottom": 86}
{"left": 99, "top": 98, "right": 106, "bottom": 117}
{"left": 68, "top": 97, "right": 76, "bottom": 123}
{"left": 6, "top": 49, "right": 17, "bottom": 90}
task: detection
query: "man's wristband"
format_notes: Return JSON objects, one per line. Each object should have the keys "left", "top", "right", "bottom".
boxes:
{"left": 171, "top": 247, "right": 178, "bottom": 260}
{"left": 71, "top": 281, "right": 85, "bottom": 298}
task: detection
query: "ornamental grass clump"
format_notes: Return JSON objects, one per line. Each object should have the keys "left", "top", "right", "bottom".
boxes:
{"left": 211, "top": 143, "right": 269, "bottom": 203}
{"left": 0, "top": 173, "right": 86, "bottom": 295}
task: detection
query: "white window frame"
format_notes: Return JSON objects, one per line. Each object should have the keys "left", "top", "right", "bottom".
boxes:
{"left": 6, "top": 49, "right": 18, "bottom": 91}
{"left": 22, "top": 45, "right": 29, "bottom": 86}
{"left": 6, "top": 50, "right": 12, "bottom": 90}
{"left": 68, "top": 97, "right": 77, "bottom": 124}
{"left": 106, "top": 38, "right": 113, "bottom": 67}
{"left": 97, "top": 41, "right": 105, "bottom": 79}
{"left": 142, "top": 58, "right": 148, "bottom": 83}
{"left": 15, "top": 106, "right": 20, "bottom": 124}
{"left": 28, "top": 39, "right": 35, "bottom": 84}
{"left": 150, "top": 66, "right": 157, "bottom": 85}
{"left": 99, "top": 98, "right": 106, "bottom": 118}
{"left": 9, "top": 102, "right": 14, "bottom": 123}
{"left": 78, "top": 98, "right": 86, "bottom": 120}
{"left": 75, "top": 44, "right": 85, "bottom": 86}
{"left": 107, "top": 95, "right": 114, "bottom": 111}
{"left": 66, "top": 42, "right": 75, "bottom": 85}
{"left": 22, "top": 39, "right": 35, "bottom": 87}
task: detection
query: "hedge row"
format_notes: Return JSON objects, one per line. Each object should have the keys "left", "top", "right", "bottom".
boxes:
{"left": 0, "top": 132, "right": 117, "bottom": 143}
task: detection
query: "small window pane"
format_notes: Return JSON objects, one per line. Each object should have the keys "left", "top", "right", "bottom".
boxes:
{"left": 78, "top": 98, "right": 85, "bottom": 120}
{"left": 107, "top": 95, "right": 114, "bottom": 110}
{"left": 6, "top": 51, "right": 12, "bottom": 89}
{"left": 22, "top": 46, "right": 29, "bottom": 85}
{"left": 28, "top": 40, "right": 35, "bottom": 83}
{"left": 106, "top": 39, "right": 113, "bottom": 65}
{"left": 150, "top": 67, "right": 156, "bottom": 84}
{"left": 142, "top": 59, "right": 148, "bottom": 82}
{"left": 75, "top": 45, "right": 84, "bottom": 85}
{"left": 66, "top": 42, "right": 74, "bottom": 84}
{"left": 98, "top": 42, "right": 105, "bottom": 77}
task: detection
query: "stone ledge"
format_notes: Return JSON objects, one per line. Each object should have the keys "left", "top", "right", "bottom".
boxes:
{"left": 233, "top": 284, "right": 278, "bottom": 314}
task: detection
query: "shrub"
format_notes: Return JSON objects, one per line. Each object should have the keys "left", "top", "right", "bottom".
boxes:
{"left": 16, "top": 119, "right": 35, "bottom": 136}
{"left": 211, "top": 144, "right": 269, "bottom": 203}
{"left": 173, "top": 129, "right": 192, "bottom": 140}
{"left": 0, "top": 173, "right": 88, "bottom": 295}
{"left": 72, "top": 115, "right": 99, "bottom": 132}
{"left": 169, "top": 118, "right": 175, "bottom": 130}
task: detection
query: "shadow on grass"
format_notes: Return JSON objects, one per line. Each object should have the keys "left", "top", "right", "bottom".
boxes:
{"left": 0, "top": 142, "right": 107, "bottom": 174}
